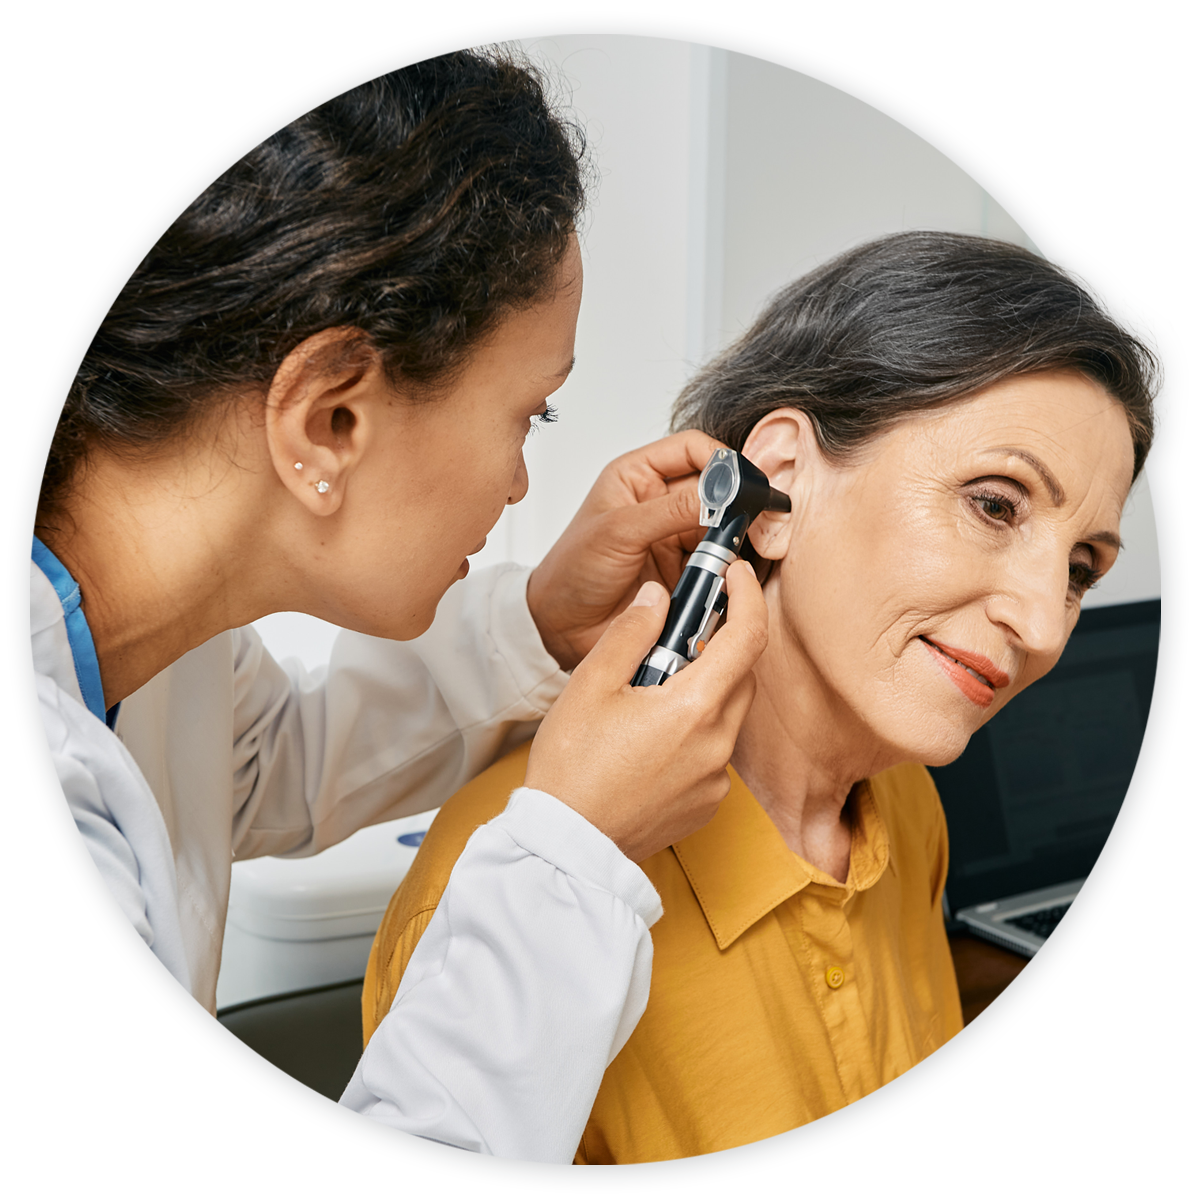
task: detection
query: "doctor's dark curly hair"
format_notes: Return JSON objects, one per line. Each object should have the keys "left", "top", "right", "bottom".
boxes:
{"left": 40, "top": 47, "right": 587, "bottom": 523}
{"left": 672, "top": 231, "right": 1158, "bottom": 479}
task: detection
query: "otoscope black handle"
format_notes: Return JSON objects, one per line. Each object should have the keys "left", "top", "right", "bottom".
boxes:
{"left": 631, "top": 515, "right": 748, "bottom": 687}
{"left": 630, "top": 559, "right": 731, "bottom": 687}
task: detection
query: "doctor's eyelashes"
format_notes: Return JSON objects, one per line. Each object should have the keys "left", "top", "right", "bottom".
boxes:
{"left": 528, "top": 404, "right": 559, "bottom": 434}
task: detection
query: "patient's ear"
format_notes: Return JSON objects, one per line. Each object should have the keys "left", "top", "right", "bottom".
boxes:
{"left": 741, "top": 409, "right": 817, "bottom": 561}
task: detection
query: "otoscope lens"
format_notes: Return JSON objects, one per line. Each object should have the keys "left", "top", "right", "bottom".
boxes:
{"left": 703, "top": 462, "right": 735, "bottom": 507}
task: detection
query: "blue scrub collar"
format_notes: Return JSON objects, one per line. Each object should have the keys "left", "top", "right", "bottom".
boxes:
{"left": 32, "top": 536, "right": 119, "bottom": 729}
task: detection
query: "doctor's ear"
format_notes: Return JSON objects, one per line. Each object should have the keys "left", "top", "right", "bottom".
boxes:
{"left": 742, "top": 408, "right": 817, "bottom": 561}
{"left": 263, "top": 328, "right": 388, "bottom": 514}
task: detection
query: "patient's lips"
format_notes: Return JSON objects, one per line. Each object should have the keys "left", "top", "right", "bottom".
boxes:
{"left": 919, "top": 637, "right": 1010, "bottom": 708}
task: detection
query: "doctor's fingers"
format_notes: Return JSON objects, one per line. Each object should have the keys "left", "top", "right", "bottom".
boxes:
{"left": 592, "top": 485, "right": 704, "bottom": 562}
{"left": 592, "top": 430, "right": 727, "bottom": 507}
{"left": 568, "top": 580, "right": 672, "bottom": 689}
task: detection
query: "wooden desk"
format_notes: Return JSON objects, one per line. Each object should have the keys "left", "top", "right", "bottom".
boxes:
{"left": 945, "top": 936, "right": 1161, "bottom": 1161}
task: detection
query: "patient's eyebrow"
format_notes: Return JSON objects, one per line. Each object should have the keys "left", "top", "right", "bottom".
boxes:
{"left": 987, "top": 447, "right": 1066, "bottom": 506}
{"left": 1086, "top": 528, "right": 1124, "bottom": 553}
{"left": 987, "top": 446, "right": 1122, "bottom": 553}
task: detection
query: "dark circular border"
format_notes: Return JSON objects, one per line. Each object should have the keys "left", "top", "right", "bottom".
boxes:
{"left": 28, "top": 23, "right": 1180, "bottom": 1176}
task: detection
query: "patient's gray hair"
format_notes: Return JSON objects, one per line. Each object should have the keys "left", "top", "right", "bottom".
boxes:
{"left": 671, "top": 231, "right": 1158, "bottom": 478}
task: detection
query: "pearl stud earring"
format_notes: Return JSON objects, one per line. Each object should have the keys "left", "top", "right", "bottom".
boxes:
{"left": 315, "top": 480, "right": 330, "bottom": 494}
{"left": 294, "top": 462, "right": 303, "bottom": 470}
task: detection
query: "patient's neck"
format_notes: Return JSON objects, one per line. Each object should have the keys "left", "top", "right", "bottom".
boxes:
{"left": 729, "top": 595, "right": 903, "bottom": 884}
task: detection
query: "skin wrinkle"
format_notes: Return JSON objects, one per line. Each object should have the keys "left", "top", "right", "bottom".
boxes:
{"left": 729, "top": 370, "right": 1134, "bottom": 883}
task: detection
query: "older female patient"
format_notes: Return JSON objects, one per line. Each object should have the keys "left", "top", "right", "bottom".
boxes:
{"left": 360, "top": 231, "right": 1157, "bottom": 1162}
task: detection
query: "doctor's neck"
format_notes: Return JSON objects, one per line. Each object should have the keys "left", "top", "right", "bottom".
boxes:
{"left": 35, "top": 411, "right": 329, "bottom": 709}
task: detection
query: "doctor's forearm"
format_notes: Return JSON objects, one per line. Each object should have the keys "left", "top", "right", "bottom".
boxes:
{"left": 339, "top": 788, "right": 661, "bottom": 1161}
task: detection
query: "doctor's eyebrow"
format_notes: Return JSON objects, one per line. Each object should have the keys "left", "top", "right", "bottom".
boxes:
{"left": 544, "top": 356, "right": 575, "bottom": 383}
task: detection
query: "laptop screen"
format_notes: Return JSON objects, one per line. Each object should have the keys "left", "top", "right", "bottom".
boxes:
{"left": 928, "top": 598, "right": 1160, "bottom": 914}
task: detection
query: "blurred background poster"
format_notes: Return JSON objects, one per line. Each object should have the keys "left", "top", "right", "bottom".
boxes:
{"left": 1032, "top": 34, "right": 1171, "bottom": 260}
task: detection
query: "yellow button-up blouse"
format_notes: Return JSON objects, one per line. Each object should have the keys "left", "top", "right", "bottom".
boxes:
{"left": 362, "top": 742, "right": 963, "bottom": 1163}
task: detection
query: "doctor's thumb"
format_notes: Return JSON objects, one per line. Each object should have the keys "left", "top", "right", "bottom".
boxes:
{"left": 578, "top": 581, "right": 669, "bottom": 687}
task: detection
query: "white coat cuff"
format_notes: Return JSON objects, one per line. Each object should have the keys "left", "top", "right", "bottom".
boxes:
{"left": 485, "top": 565, "right": 570, "bottom": 713}
{"left": 492, "top": 786, "right": 663, "bottom": 928}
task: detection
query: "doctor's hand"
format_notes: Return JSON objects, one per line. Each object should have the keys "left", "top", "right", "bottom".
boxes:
{"left": 524, "top": 560, "right": 768, "bottom": 863}
{"left": 527, "top": 430, "right": 724, "bottom": 672}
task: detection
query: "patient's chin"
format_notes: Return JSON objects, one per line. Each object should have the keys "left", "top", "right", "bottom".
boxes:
{"left": 883, "top": 719, "right": 976, "bottom": 770}
{"left": 859, "top": 692, "right": 981, "bottom": 771}
{"left": 919, "top": 739, "right": 972, "bottom": 769}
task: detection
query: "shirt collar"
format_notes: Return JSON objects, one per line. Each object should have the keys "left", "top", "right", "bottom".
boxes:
{"left": 672, "top": 767, "right": 892, "bottom": 950}
{"left": 31, "top": 536, "right": 110, "bottom": 726}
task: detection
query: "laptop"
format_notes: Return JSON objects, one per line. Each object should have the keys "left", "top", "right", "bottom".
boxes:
{"left": 928, "top": 598, "right": 1159, "bottom": 958}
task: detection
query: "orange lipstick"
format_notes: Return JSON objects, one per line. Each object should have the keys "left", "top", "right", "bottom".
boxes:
{"left": 920, "top": 637, "right": 1009, "bottom": 708}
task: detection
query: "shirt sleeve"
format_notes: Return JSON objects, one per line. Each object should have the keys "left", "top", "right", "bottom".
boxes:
{"left": 227, "top": 564, "right": 570, "bottom": 859}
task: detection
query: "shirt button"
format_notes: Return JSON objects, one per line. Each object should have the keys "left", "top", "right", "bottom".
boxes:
{"left": 825, "top": 965, "right": 846, "bottom": 989}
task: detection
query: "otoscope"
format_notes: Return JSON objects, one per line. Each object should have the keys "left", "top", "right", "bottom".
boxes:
{"left": 631, "top": 449, "right": 791, "bottom": 687}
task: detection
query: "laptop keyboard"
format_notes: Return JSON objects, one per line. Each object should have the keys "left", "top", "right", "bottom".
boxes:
{"left": 1003, "top": 883, "right": 1161, "bottom": 964}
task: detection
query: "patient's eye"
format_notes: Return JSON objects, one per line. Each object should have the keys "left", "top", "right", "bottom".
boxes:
{"left": 1068, "top": 555, "right": 1102, "bottom": 599}
{"left": 968, "top": 486, "right": 1020, "bottom": 525}
{"left": 977, "top": 494, "right": 1012, "bottom": 520}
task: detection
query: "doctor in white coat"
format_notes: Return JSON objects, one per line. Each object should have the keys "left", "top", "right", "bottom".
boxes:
{"left": 31, "top": 50, "right": 766, "bottom": 1161}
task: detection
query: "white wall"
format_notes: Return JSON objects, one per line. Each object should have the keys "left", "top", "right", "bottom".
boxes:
{"left": 768, "top": 39, "right": 1171, "bottom": 326}
{"left": 481, "top": 35, "right": 705, "bottom": 570}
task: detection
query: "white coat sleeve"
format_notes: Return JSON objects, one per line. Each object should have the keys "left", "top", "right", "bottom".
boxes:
{"left": 228, "top": 564, "right": 569, "bottom": 860}
{"left": 28, "top": 700, "right": 662, "bottom": 1166}
{"left": 339, "top": 788, "right": 664, "bottom": 1163}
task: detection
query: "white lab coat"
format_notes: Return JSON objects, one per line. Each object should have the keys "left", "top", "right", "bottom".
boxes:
{"left": 31, "top": 555, "right": 662, "bottom": 1161}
